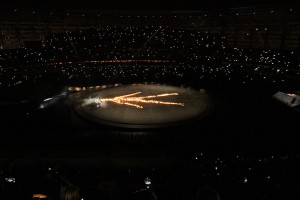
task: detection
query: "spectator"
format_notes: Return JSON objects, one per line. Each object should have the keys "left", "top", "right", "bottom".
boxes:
{"left": 132, "top": 189, "right": 158, "bottom": 200}
{"left": 195, "top": 186, "right": 220, "bottom": 200}
{"left": 62, "top": 186, "right": 81, "bottom": 200}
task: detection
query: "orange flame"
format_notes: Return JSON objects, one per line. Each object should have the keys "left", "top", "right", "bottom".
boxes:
{"left": 96, "top": 92, "right": 184, "bottom": 109}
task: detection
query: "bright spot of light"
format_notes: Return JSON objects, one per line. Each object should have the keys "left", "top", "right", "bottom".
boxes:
{"left": 43, "top": 98, "right": 52, "bottom": 102}
{"left": 144, "top": 177, "right": 151, "bottom": 185}
{"left": 5, "top": 178, "right": 15, "bottom": 183}
{"left": 32, "top": 194, "right": 48, "bottom": 199}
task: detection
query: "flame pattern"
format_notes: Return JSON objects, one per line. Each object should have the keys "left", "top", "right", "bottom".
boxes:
{"left": 95, "top": 92, "right": 184, "bottom": 109}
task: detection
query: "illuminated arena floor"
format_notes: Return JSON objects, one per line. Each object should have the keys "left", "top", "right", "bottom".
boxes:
{"left": 71, "top": 84, "right": 212, "bottom": 128}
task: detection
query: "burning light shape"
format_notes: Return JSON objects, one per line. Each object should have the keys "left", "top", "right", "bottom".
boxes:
{"left": 95, "top": 92, "right": 184, "bottom": 109}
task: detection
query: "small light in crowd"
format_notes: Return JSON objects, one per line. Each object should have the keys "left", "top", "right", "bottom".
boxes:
{"left": 144, "top": 177, "right": 151, "bottom": 188}
{"left": 5, "top": 178, "right": 16, "bottom": 183}
{"left": 32, "top": 194, "right": 47, "bottom": 199}
{"left": 145, "top": 177, "right": 151, "bottom": 185}
{"left": 244, "top": 177, "right": 248, "bottom": 183}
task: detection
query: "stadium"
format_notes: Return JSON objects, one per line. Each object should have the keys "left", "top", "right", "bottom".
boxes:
{"left": 0, "top": 1, "right": 300, "bottom": 200}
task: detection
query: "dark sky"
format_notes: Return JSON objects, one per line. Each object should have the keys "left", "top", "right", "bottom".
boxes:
{"left": 2, "top": 0, "right": 293, "bottom": 10}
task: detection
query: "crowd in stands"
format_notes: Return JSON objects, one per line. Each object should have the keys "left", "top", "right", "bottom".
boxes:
{"left": 46, "top": 26, "right": 223, "bottom": 62}
{"left": 0, "top": 26, "right": 299, "bottom": 91}
{"left": 1, "top": 153, "right": 299, "bottom": 200}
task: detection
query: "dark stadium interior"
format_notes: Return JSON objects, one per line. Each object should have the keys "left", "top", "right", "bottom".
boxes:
{"left": 2, "top": 0, "right": 292, "bottom": 10}
{"left": 0, "top": 1, "right": 300, "bottom": 200}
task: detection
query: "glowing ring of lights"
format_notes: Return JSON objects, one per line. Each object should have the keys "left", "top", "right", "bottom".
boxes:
{"left": 72, "top": 84, "right": 212, "bottom": 128}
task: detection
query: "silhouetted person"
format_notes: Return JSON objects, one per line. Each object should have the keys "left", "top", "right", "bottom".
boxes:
{"left": 195, "top": 187, "right": 220, "bottom": 200}
{"left": 132, "top": 189, "right": 157, "bottom": 200}
{"left": 262, "top": 185, "right": 300, "bottom": 200}
{"left": 62, "top": 186, "right": 81, "bottom": 200}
